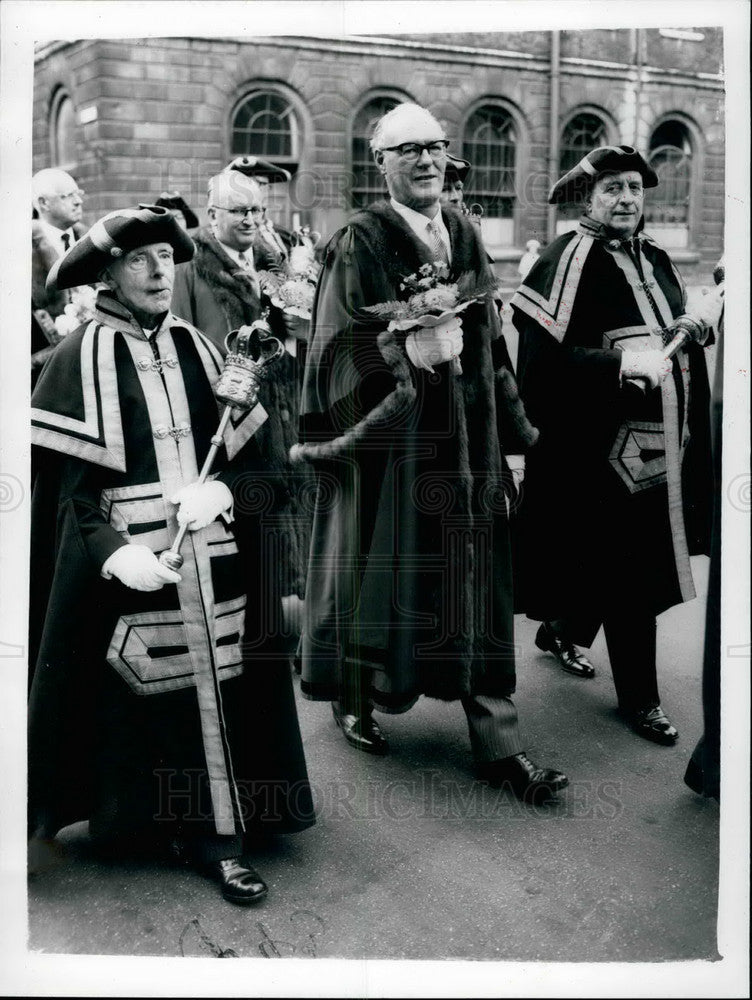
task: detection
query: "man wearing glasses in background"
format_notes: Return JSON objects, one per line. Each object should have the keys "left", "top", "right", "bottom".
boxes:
{"left": 31, "top": 168, "right": 86, "bottom": 381}
{"left": 294, "top": 102, "right": 568, "bottom": 800}
{"left": 171, "top": 162, "right": 312, "bottom": 658}
{"left": 171, "top": 168, "right": 266, "bottom": 350}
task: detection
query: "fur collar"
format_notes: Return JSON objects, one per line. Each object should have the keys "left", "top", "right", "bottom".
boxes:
{"left": 191, "top": 227, "right": 262, "bottom": 330}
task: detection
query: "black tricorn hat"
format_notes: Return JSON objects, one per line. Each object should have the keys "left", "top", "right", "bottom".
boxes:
{"left": 225, "top": 155, "right": 292, "bottom": 183}
{"left": 548, "top": 145, "right": 658, "bottom": 204}
{"left": 154, "top": 191, "right": 199, "bottom": 230}
{"left": 46, "top": 205, "right": 195, "bottom": 292}
{"left": 444, "top": 154, "right": 471, "bottom": 185}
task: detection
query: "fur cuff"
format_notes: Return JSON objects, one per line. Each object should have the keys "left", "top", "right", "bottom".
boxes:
{"left": 290, "top": 326, "right": 416, "bottom": 463}
{"left": 496, "top": 366, "right": 539, "bottom": 451}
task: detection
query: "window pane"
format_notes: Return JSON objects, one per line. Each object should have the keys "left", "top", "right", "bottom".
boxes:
{"left": 645, "top": 122, "right": 692, "bottom": 227}
{"left": 231, "top": 92, "right": 297, "bottom": 162}
{"left": 351, "top": 97, "right": 401, "bottom": 209}
{"left": 462, "top": 106, "right": 516, "bottom": 221}
{"left": 558, "top": 112, "right": 609, "bottom": 219}
{"left": 559, "top": 113, "right": 609, "bottom": 174}
{"left": 53, "top": 95, "right": 76, "bottom": 167}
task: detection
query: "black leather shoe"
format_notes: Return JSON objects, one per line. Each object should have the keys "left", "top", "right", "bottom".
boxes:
{"left": 478, "top": 752, "right": 569, "bottom": 801}
{"left": 332, "top": 701, "right": 389, "bottom": 756}
{"left": 210, "top": 858, "right": 268, "bottom": 905}
{"left": 624, "top": 705, "right": 679, "bottom": 746}
{"left": 535, "top": 622, "right": 595, "bottom": 678}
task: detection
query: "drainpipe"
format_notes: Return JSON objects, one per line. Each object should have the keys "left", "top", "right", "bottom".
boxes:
{"left": 633, "top": 28, "right": 643, "bottom": 146}
{"left": 546, "top": 29, "right": 561, "bottom": 244}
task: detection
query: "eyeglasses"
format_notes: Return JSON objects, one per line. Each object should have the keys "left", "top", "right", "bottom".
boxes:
{"left": 379, "top": 141, "right": 449, "bottom": 162}
{"left": 211, "top": 205, "right": 265, "bottom": 219}
{"left": 58, "top": 189, "right": 85, "bottom": 201}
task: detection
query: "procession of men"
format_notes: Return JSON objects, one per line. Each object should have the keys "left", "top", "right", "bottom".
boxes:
{"left": 28, "top": 100, "right": 724, "bottom": 913}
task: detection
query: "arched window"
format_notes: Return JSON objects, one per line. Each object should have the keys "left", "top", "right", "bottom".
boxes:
{"left": 644, "top": 120, "right": 693, "bottom": 248}
{"left": 50, "top": 89, "right": 76, "bottom": 169}
{"left": 350, "top": 95, "right": 402, "bottom": 209}
{"left": 557, "top": 111, "right": 610, "bottom": 224}
{"left": 462, "top": 104, "right": 517, "bottom": 247}
{"left": 231, "top": 90, "right": 301, "bottom": 175}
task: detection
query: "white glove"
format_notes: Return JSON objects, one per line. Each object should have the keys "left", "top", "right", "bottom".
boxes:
{"left": 102, "top": 544, "right": 181, "bottom": 591}
{"left": 405, "top": 317, "right": 463, "bottom": 373}
{"left": 683, "top": 282, "right": 725, "bottom": 334}
{"left": 172, "top": 480, "right": 234, "bottom": 531}
{"left": 619, "top": 350, "right": 673, "bottom": 390}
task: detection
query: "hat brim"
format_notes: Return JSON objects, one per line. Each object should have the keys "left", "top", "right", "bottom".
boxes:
{"left": 444, "top": 154, "right": 471, "bottom": 184}
{"left": 154, "top": 196, "right": 199, "bottom": 230}
{"left": 47, "top": 205, "right": 195, "bottom": 291}
{"left": 548, "top": 146, "right": 659, "bottom": 204}
{"left": 225, "top": 155, "right": 292, "bottom": 183}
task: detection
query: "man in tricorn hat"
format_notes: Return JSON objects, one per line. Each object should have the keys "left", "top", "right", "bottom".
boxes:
{"left": 511, "top": 145, "right": 723, "bottom": 745}
{"left": 154, "top": 190, "right": 199, "bottom": 231}
{"left": 29, "top": 206, "right": 314, "bottom": 903}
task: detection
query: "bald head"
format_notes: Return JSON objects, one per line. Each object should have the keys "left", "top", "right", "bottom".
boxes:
{"left": 371, "top": 103, "right": 449, "bottom": 216}
{"left": 207, "top": 171, "right": 266, "bottom": 252}
{"left": 370, "top": 103, "right": 446, "bottom": 154}
{"left": 33, "top": 168, "right": 84, "bottom": 229}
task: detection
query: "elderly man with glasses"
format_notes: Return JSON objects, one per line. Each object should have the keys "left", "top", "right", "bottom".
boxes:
{"left": 31, "top": 168, "right": 87, "bottom": 381}
{"left": 171, "top": 160, "right": 312, "bottom": 656}
{"left": 294, "top": 102, "right": 567, "bottom": 800}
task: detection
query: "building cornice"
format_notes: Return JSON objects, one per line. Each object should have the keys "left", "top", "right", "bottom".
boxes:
{"left": 34, "top": 34, "right": 724, "bottom": 90}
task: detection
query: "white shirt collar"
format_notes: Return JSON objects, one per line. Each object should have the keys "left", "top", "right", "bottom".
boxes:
{"left": 217, "top": 240, "right": 255, "bottom": 271}
{"left": 389, "top": 198, "right": 451, "bottom": 262}
{"left": 39, "top": 219, "right": 75, "bottom": 256}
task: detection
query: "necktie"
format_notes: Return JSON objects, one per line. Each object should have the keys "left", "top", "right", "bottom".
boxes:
{"left": 426, "top": 219, "right": 449, "bottom": 264}
{"left": 61, "top": 232, "right": 71, "bottom": 252}
{"left": 238, "top": 252, "right": 260, "bottom": 298}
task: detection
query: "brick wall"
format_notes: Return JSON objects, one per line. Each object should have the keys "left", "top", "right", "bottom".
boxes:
{"left": 33, "top": 31, "right": 725, "bottom": 285}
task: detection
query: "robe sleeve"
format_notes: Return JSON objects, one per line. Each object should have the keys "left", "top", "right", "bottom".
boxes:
{"left": 56, "top": 456, "right": 129, "bottom": 572}
{"left": 297, "top": 228, "right": 414, "bottom": 454}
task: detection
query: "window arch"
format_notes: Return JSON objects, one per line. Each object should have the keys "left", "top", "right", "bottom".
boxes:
{"left": 557, "top": 109, "right": 612, "bottom": 225}
{"left": 644, "top": 118, "right": 694, "bottom": 247}
{"left": 461, "top": 102, "right": 519, "bottom": 247}
{"left": 350, "top": 94, "right": 405, "bottom": 209}
{"left": 230, "top": 89, "right": 301, "bottom": 174}
{"left": 49, "top": 88, "right": 76, "bottom": 170}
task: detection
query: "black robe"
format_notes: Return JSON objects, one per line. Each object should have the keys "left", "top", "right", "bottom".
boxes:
{"left": 171, "top": 227, "right": 310, "bottom": 600}
{"left": 511, "top": 216, "right": 713, "bottom": 639}
{"left": 294, "top": 202, "right": 539, "bottom": 711}
{"left": 29, "top": 291, "right": 314, "bottom": 844}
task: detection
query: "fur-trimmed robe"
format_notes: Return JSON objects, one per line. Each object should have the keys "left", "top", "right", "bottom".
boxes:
{"left": 295, "top": 201, "right": 538, "bottom": 710}
{"left": 172, "top": 227, "right": 310, "bottom": 598}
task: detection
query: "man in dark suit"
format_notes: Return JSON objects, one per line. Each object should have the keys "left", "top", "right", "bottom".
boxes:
{"left": 31, "top": 168, "right": 86, "bottom": 380}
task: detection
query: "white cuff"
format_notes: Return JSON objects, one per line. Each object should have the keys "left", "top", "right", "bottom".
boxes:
{"left": 405, "top": 332, "right": 435, "bottom": 373}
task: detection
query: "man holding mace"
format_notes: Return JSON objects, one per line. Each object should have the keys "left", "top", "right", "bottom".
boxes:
{"left": 29, "top": 206, "right": 314, "bottom": 903}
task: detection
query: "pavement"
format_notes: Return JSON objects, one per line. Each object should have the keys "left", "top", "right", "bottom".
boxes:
{"left": 26, "top": 556, "right": 721, "bottom": 966}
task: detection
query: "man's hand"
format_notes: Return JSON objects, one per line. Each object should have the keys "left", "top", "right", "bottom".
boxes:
{"left": 172, "top": 480, "right": 234, "bottom": 531}
{"left": 620, "top": 350, "right": 673, "bottom": 391}
{"left": 102, "top": 544, "right": 181, "bottom": 591}
{"left": 683, "top": 282, "right": 725, "bottom": 334}
{"left": 280, "top": 310, "right": 310, "bottom": 343}
{"left": 405, "top": 317, "right": 463, "bottom": 372}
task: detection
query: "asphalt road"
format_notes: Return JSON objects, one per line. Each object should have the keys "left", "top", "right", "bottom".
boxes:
{"left": 26, "top": 556, "right": 721, "bottom": 969}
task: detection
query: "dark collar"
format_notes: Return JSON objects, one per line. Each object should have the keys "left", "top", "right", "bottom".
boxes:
{"left": 577, "top": 213, "right": 646, "bottom": 245}
{"left": 92, "top": 289, "right": 172, "bottom": 341}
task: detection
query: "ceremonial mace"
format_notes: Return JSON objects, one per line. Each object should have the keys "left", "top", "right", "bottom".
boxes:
{"left": 159, "top": 316, "right": 284, "bottom": 571}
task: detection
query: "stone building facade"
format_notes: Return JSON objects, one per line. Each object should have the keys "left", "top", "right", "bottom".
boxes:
{"left": 33, "top": 29, "right": 725, "bottom": 285}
